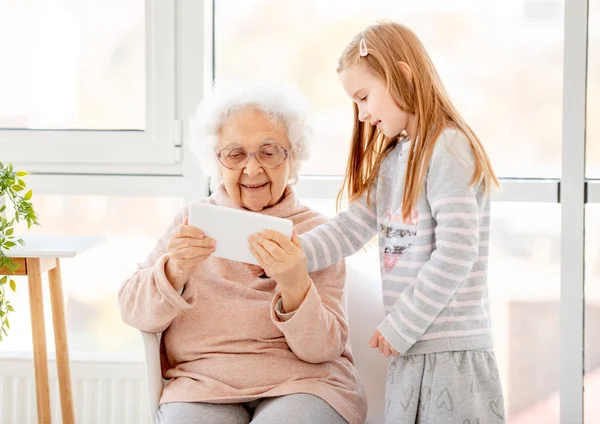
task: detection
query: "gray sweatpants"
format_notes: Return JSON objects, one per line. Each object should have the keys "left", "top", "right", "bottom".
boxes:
{"left": 156, "top": 393, "right": 348, "bottom": 424}
{"left": 386, "top": 349, "right": 505, "bottom": 424}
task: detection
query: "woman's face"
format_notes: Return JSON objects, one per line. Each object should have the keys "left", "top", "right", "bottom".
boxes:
{"left": 217, "top": 108, "right": 292, "bottom": 212}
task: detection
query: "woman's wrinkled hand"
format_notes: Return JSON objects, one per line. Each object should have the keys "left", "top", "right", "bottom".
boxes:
{"left": 244, "top": 264, "right": 265, "bottom": 278}
{"left": 248, "top": 229, "right": 311, "bottom": 312}
{"left": 165, "top": 216, "right": 216, "bottom": 290}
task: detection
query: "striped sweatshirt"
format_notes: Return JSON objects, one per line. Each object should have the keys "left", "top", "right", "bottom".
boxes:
{"left": 301, "top": 128, "right": 494, "bottom": 355}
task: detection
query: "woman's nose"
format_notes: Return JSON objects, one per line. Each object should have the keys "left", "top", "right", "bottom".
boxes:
{"left": 243, "top": 155, "right": 263, "bottom": 177}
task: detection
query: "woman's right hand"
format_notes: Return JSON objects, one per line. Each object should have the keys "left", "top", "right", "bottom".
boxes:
{"left": 164, "top": 216, "right": 216, "bottom": 290}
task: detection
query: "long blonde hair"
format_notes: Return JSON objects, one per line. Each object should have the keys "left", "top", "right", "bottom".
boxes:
{"left": 337, "top": 22, "right": 499, "bottom": 221}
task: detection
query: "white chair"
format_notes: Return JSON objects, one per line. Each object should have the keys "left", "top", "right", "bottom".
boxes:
{"left": 141, "top": 263, "right": 388, "bottom": 424}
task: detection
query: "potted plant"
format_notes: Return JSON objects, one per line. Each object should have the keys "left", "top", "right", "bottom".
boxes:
{"left": 0, "top": 162, "right": 39, "bottom": 340}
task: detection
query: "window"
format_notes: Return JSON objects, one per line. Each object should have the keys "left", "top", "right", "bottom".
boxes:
{"left": 0, "top": 1, "right": 145, "bottom": 130}
{"left": 585, "top": 206, "right": 600, "bottom": 424}
{"left": 215, "top": 0, "right": 564, "bottom": 178}
{"left": 0, "top": 0, "right": 178, "bottom": 167}
{"left": 586, "top": 1, "right": 600, "bottom": 178}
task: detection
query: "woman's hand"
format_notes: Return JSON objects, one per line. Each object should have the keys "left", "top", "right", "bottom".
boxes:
{"left": 248, "top": 229, "right": 311, "bottom": 313}
{"left": 244, "top": 264, "right": 265, "bottom": 278}
{"left": 165, "top": 216, "right": 216, "bottom": 290}
{"left": 369, "top": 330, "right": 399, "bottom": 357}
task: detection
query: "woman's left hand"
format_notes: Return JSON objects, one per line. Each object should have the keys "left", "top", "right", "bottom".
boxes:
{"left": 248, "top": 229, "right": 311, "bottom": 312}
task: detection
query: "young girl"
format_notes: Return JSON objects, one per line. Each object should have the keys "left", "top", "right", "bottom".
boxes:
{"left": 252, "top": 22, "right": 505, "bottom": 423}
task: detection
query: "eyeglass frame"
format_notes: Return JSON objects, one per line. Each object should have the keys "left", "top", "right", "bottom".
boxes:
{"left": 215, "top": 144, "right": 290, "bottom": 170}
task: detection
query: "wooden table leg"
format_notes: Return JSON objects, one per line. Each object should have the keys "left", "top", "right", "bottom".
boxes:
{"left": 48, "top": 259, "right": 75, "bottom": 424}
{"left": 26, "top": 258, "right": 52, "bottom": 424}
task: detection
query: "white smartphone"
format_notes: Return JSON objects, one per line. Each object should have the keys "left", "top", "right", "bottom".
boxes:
{"left": 188, "top": 201, "right": 294, "bottom": 265}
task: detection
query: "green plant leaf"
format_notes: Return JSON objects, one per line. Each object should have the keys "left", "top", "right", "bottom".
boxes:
{"left": 0, "top": 162, "right": 39, "bottom": 342}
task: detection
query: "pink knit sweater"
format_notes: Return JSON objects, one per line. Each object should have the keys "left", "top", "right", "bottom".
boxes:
{"left": 118, "top": 186, "right": 367, "bottom": 424}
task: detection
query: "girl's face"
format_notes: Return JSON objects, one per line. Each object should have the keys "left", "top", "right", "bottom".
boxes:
{"left": 339, "top": 64, "right": 412, "bottom": 139}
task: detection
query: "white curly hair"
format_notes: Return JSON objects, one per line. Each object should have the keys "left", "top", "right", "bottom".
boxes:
{"left": 189, "top": 79, "right": 313, "bottom": 191}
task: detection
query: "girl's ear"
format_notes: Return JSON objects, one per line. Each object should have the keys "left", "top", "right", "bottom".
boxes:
{"left": 397, "top": 61, "right": 413, "bottom": 82}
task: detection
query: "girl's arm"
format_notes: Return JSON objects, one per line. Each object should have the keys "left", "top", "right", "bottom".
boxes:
{"left": 300, "top": 189, "right": 378, "bottom": 272}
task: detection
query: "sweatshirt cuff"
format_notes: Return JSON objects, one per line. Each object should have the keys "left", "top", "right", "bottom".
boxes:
{"left": 270, "top": 281, "right": 319, "bottom": 330}
{"left": 273, "top": 298, "right": 297, "bottom": 322}
{"left": 153, "top": 254, "right": 194, "bottom": 311}
{"left": 377, "top": 319, "right": 414, "bottom": 355}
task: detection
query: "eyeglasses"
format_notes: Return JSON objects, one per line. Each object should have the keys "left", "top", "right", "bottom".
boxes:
{"left": 216, "top": 144, "right": 289, "bottom": 170}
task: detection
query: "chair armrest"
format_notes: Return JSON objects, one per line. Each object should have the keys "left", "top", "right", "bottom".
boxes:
{"left": 141, "top": 330, "right": 163, "bottom": 424}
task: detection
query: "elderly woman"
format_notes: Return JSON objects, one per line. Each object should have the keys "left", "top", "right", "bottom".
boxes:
{"left": 118, "top": 81, "right": 367, "bottom": 424}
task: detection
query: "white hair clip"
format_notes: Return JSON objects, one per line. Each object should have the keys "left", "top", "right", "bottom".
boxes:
{"left": 359, "top": 38, "right": 368, "bottom": 57}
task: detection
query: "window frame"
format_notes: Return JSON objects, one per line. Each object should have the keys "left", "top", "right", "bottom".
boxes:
{"left": 0, "top": 1, "right": 179, "bottom": 170}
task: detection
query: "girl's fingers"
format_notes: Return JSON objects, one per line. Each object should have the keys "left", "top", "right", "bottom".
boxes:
{"left": 369, "top": 333, "right": 379, "bottom": 348}
{"left": 382, "top": 343, "right": 391, "bottom": 358}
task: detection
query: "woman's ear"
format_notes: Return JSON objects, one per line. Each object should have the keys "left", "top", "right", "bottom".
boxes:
{"left": 397, "top": 61, "right": 413, "bottom": 82}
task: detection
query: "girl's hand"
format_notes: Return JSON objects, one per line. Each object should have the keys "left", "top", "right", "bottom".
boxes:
{"left": 248, "top": 229, "right": 311, "bottom": 312}
{"left": 165, "top": 216, "right": 216, "bottom": 290}
{"left": 369, "top": 330, "right": 399, "bottom": 357}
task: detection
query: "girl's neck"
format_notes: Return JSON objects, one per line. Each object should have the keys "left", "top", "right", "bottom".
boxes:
{"left": 405, "top": 113, "right": 418, "bottom": 142}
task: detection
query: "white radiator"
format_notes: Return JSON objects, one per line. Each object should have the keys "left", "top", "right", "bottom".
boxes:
{"left": 0, "top": 354, "right": 149, "bottom": 424}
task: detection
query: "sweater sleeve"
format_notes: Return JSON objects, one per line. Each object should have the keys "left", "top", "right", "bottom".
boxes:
{"left": 300, "top": 187, "right": 378, "bottom": 273}
{"left": 377, "top": 131, "right": 487, "bottom": 354}
{"left": 270, "top": 261, "right": 349, "bottom": 364}
{"left": 117, "top": 207, "right": 195, "bottom": 333}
